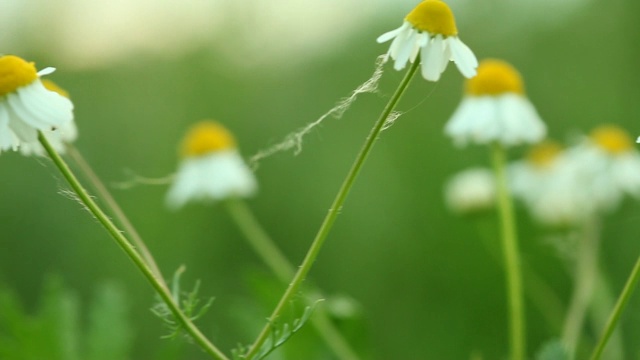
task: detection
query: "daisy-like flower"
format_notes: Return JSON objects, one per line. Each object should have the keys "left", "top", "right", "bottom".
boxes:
{"left": 510, "top": 141, "right": 593, "bottom": 226}
{"left": 19, "top": 79, "right": 78, "bottom": 156}
{"left": 568, "top": 125, "right": 640, "bottom": 212}
{"left": 445, "top": 167, "right": 495, "bottom": 214}
{"left": 166, "top": 121, "right": 257, "bottom": 210}
{"left": 376, "top": 0, "right": 477, "bottom": 81}
{"left": 445, "top": 59, "right": 546, "bottom": 147}
{"left": 0, "top": 55, "right": 74, "bottom": 152}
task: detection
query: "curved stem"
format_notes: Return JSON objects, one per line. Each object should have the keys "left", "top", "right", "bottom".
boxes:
{"left": 243, "top": 59, "right": 420, "bottom": 359}
{"left": 66, "top": 145, "right": 166, "bottom": 287}
{"left": 562, "top": 218, "right": 600, "bottom": 356}
{"left": 491, "top": 143, "right": 525, "bottom": 360}
{"left": 590, "top": 254, "right": 640, "bottom": 359}
{"left": 225, "top": 199, "right": 360, "bottom": 360}
{"left": 39, "top": 133, "right": 229, "bottom": 360}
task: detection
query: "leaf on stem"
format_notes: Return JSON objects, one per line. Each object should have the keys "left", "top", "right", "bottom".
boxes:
{"left": 151, "top": 266, "right": 214, "bottom": 340}
{"left": 231, "top": 300, "right": 322, "bottom": 360}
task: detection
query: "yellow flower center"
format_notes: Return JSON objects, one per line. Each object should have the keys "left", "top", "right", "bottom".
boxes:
{"left": 0, "top": 55, "right": 38, "bottom": 97}
{"left": 181, "top": 121, "right": 237, "bottom": 158}
{"left": 41, "top": 79, "right": 70, "bottom": 98}
{"left": 526, "top": 141, "right": 563, "bottom": 168}
{"left": 405, "top": 0, "right": 458, "bottom": 36}
{"left": 590, "top": 125, "right": 633, "bottom": 154}
{"left": 466, "top": 59, "right": 524, "bottom": 96}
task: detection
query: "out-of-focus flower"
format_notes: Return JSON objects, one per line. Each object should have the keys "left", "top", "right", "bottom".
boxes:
{"left": 511, "top": 127, "right": 640, "bottom": 226}
{"left": 510, "top": 141, "right": 592, "bottom": 226}
{"left": 166, "top": 121, "right": 257, "bottom": 210}
{"left": 445, "top": 59, "right": 546, "bottom": 147}
{"left": 0, "top": 55, "right": 74, "bottom": 153}
{"left": 19, "top": 79, "right": 78, "bottom": 156}
{"left": 376, "top": 0, "right": 477, "bottom": 81}
{"left": 569, "top": 125, "right": 640, "bottom": 212}
{"left": 445, "top": 167, "right": 495, "bottom": 214}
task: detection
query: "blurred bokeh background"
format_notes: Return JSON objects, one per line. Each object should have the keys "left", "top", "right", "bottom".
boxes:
{"left": 1, "top": 0, "right": 639, "bottom": 358}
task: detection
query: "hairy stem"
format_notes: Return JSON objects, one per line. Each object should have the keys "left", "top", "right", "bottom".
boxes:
{"left": 66, "top": 145, "right": 166, "bottom": 287}
{"left": 39, "top": 134, "right": 228, "bottom": 360}
{"left": 243, "top": 59, "right": 420, "bottom": 359}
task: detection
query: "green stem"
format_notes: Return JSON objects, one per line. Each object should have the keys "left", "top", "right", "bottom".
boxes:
{"left": 39, "top": 133, "right": 229, "bottom": 360}
{"left": 225, "top": 199, "right": 360, "bottom": 360}
{"left": 590, "top": 254, "right": 640, "bottom": 359}
{"left": 491, "top": 143, "right": 525, "bottom": 360}
{"left": 475, "top": 221, "right": 564, "bottom": 334}
{"left": 243, "top": 59, "right": 420, "bottom": 359}
{"left": 225, "top": 199, "right": 294, "bottom": 281}
{"left": 588, "top": 271, "right": 625, "bottom": 359}
{"left": 66, "top": 145, "right": 166, "bottom": 287}
{"left": 562, "top": 219, "right": 600, "bottom": 357}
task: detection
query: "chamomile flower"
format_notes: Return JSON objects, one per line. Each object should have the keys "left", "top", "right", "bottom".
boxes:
{"left": 166, "top": 121, "right": 257, "bottom": 210}
{"left": 445, "top": 167, "right": 495, "bottom": 214}
{"left": 0, "top": 55, "right": 74, "bottom": 152}
{"left": 445, "top": 59, "right": 546, "bottom": 147}
{"left": 510, "top": 141, "right": 592, "bottom": 226}
{"left": 569, "top": 125, "right": 640, "bottom": 212}
{"left": 19, "top": 79, "right": 78, "bottom": 156}
{"left": 376, "top": 0, "right": 477, "bottom": 81}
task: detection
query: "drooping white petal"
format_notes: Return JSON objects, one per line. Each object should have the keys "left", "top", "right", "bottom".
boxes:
{"left": 166, "top": 150, "right": 257, "bottom": 210}
{"left": 0, "top": 105, "right": 19, "bottom": 151}
{"left": 420, "top": 35, "right": 448, "bottom": 81}
{"left": 445, "top": 97, "right": 501, "bottom": 146}
{"left": 497, "top": 94, "right": 545, "bottom": 145}
{"left": 394, "top": 30, "right": 418, "bottom": 70}
{"left": 388, "top": 26, "right": 413, "bottom": 64}
{"left": 6, "top": 81, "right": 73, "bottom": 134}
{"left": 446, "top": 92, "right": 546, "bottom": 147}
{"left": 5, "top": 104, "right": 38, "bottom": 142}
{"left": 448, "top": 37, "right": 478, "bottom": 79}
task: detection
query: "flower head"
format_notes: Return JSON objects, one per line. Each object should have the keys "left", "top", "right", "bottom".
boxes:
{"left": 166, "top": 121, "right": 257, "bottom": 209}
{"left": 19, "top": 79, "right": 78, "bottom": 156}
{"left": 569, "top": 125, "right": 640, "bottom": 211}
{"left": 376, "top": 0, "right": 477, "bottom": 81}
{"left": 509, "top": 141, "right": 592, "bottom": 226}
{"left": 445, "top": 59, "right": 546, "bottom": 147}
{"left": 0, "top": 55, "right": 74, "bottom": 153}
{"left": 445, "top": 167, "right": 495, "bottom": 214}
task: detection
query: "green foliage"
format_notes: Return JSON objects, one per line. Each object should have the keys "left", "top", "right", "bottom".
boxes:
{"left": 535, "top": 339, "right": 570, "bottom": 360}
{"left": 0, "top": 278, "right": 133, "bottom": 360}
{"left": 86, "top": 282, "right": 134, "bottom": 360}
{"left": 151, "top": 266, "right": 214, "bottom": 340}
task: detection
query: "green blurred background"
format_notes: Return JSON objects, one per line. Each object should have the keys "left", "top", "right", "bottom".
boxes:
{"left": 1, "top": 0, "right": 639, "bottom": 358}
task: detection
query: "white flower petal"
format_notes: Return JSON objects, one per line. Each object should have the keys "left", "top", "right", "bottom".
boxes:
{"left": 420, "top": 35, "right": 447, "bottom": 81}
{"left": 37, "top": 67, "right": 56, "bottom": 76}
{"left": 445, "top": 97, "right": 501, "bottom": 146}
{"left": 446, "top": 93, "right": 545, "bottom": 147}
{"left": 448, "top": 37, "right": 478, "bottom": 78}
{"left": 0, "top": 105, "right": 19, "bottom": 151}
{"left": 165, "top": 150, "right": 257, "bottom": 210}
{"left": 376, "top": 22, "right": 409, "bottom": 43}
{"left": 394, "top": 30, "right": 418, "bottom": 70}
